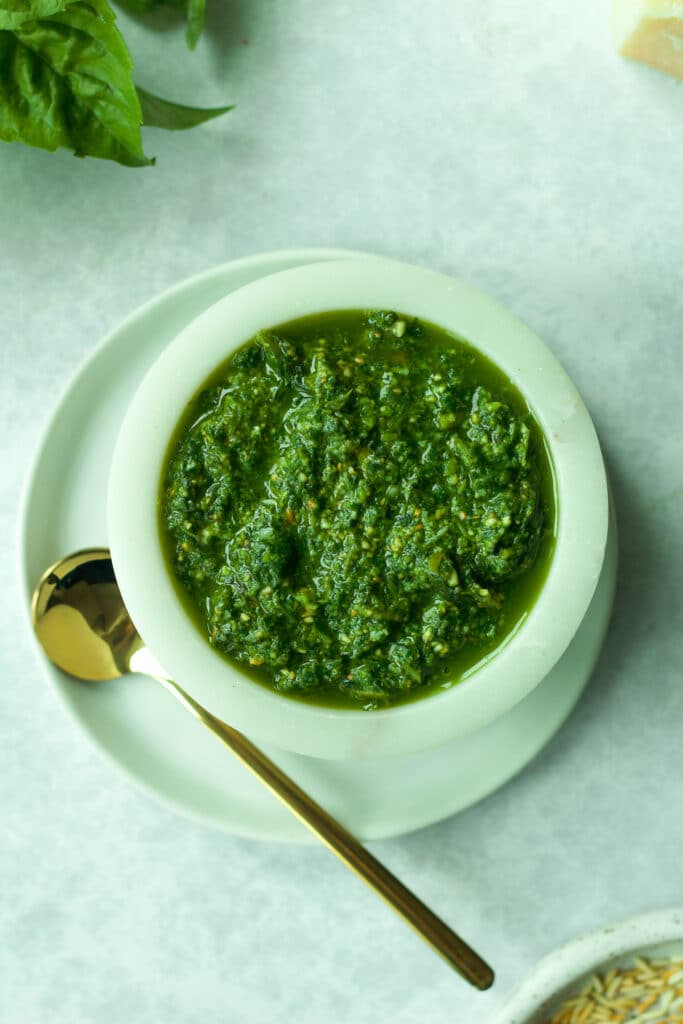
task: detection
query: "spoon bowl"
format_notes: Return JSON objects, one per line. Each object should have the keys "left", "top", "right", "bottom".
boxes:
{"left": 32, "top": 549, "right": 134, "bottom": 681}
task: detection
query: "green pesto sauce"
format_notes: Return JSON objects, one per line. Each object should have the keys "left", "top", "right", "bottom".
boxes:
{"left": 160, "top": 310, "right": 556, "bottom": 710}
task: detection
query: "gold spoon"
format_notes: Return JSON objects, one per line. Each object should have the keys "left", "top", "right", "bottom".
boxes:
{"left": 32, "top": 548, "right": 494, "bottom": 991}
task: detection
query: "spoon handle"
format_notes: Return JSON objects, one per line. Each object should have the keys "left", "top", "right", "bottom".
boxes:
{"left": 148, "top": 667, "right": 493, "bottom": 990}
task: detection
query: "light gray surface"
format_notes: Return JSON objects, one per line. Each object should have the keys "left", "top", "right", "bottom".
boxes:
{"left": 2, "top": 1, "right": 683, "bottom": 1021}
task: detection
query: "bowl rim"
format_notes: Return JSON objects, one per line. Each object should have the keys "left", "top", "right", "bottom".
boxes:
{"left": 489, "top": 907, "right": 683, "bottom": 1024}
{"left": 107, "top": 257, "right": 608, "bottom": 760}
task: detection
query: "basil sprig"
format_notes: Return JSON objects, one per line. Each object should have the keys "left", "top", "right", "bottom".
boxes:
{"left": 0, "top": 0, "right": 230, "bottom": 166}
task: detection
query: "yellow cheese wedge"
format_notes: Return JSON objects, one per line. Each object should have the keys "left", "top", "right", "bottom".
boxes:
{"left": 613, "top": 0, "right": 683, "bottom": 79}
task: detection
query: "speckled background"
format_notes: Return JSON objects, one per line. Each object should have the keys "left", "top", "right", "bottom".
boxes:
{"left": 2, "top": 1, "right": 683, "bottom": 1021}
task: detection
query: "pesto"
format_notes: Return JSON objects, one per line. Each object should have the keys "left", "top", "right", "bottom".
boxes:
{"left": 160, "top": 310, "right": 555, "bottom": 709}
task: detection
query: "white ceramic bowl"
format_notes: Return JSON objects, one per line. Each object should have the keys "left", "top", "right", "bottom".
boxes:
{"left": 108, "top": 257, "right": 608, "bottom": 760}
{"left": 491, "top": 908, "right": 683, "bottom": 1024}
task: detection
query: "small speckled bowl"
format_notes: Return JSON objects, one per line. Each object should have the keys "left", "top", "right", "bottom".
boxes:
{"left": 490, "top": 908, "right": 683, "bottom": 1024}
{"left": 108, "top": 257, "right": 608, "bottom": 760}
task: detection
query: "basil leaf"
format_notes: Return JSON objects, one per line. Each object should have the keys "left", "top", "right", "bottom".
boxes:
{"left": 0, "top": 0, "right": 74, "bottom": 30}
{"left": 137, "top": 86, "right": 232, "bottom": 130}
{"left": 114, "top": 0, "right": 183, "bottom": 13}
{"left": 115, "top": 0, "right": 155, "bottom": 10}
{"left": 185, "top": 0, "right": 203, "bottom": 48}
{"left": 0, "top": 0, "right": 153, "bottom": 166}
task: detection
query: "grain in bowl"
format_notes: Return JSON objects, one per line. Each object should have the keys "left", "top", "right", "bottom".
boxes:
{"left": 542, "top": 953, "right": 683, "bottom": 1023}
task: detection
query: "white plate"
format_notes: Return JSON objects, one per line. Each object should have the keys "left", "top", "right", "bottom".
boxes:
{"left": 19, "top": 249, "right": 617, "bottom": 843}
